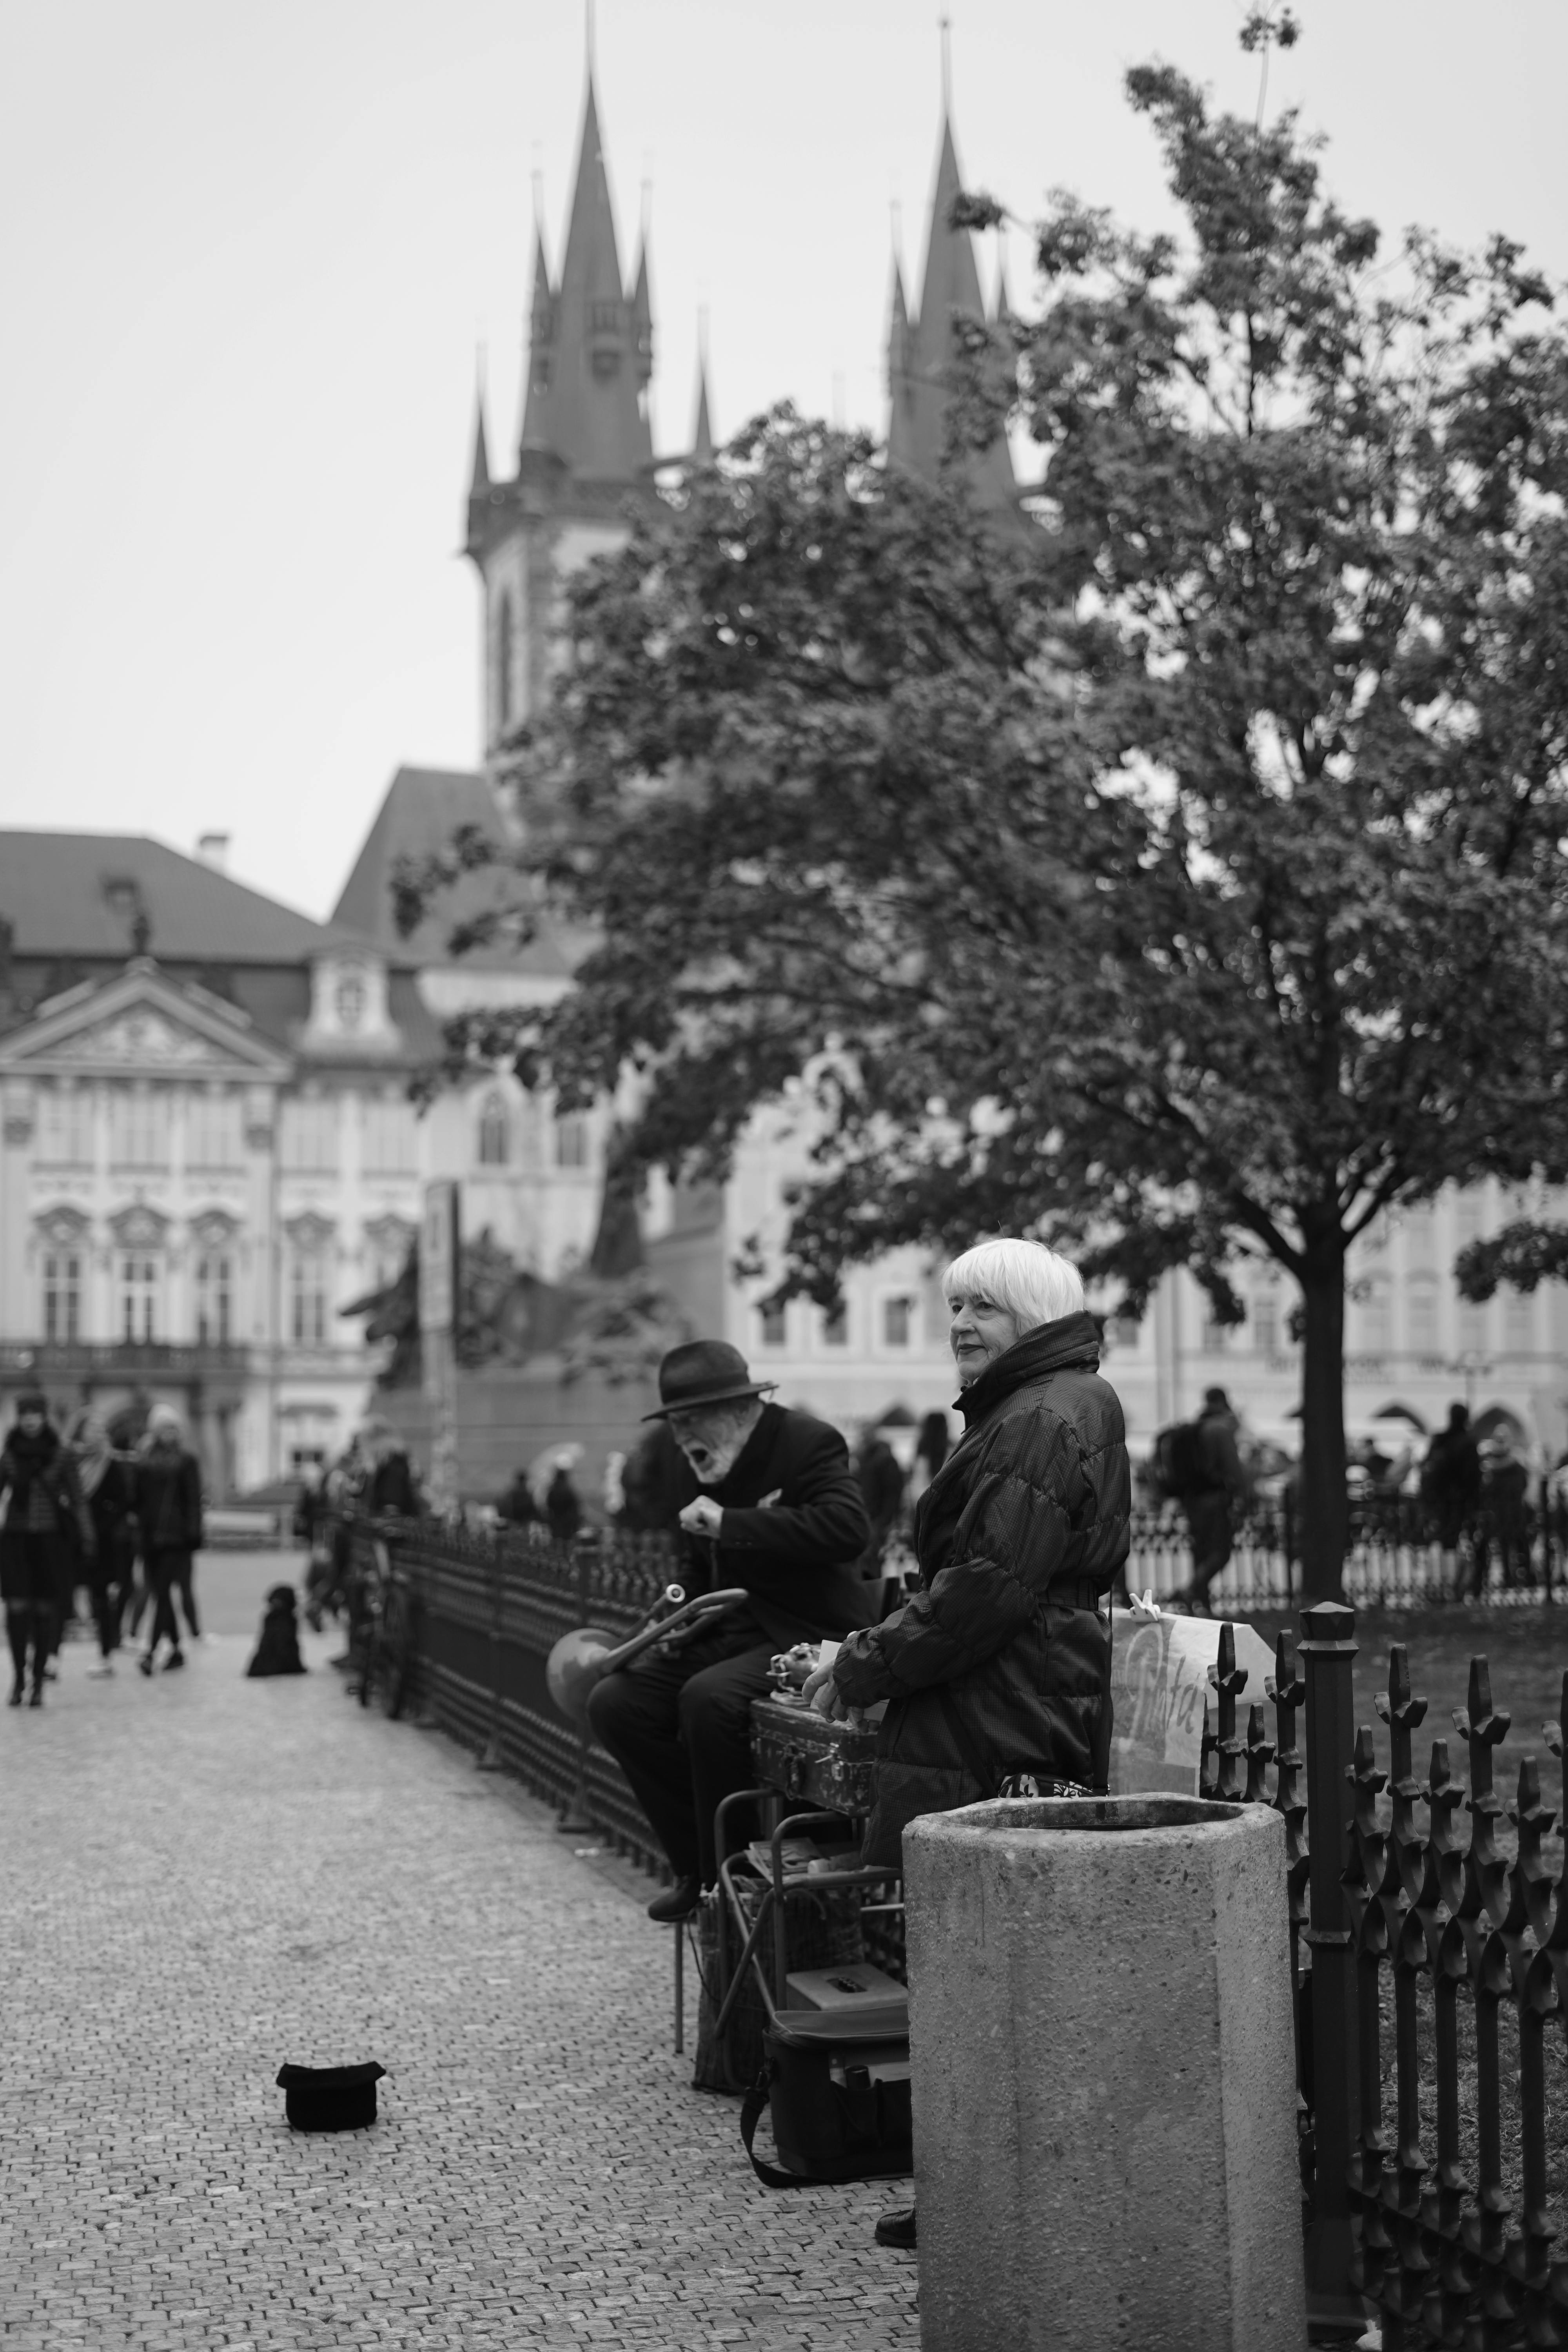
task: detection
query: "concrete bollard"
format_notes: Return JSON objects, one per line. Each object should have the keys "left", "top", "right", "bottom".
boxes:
{"left": 904, "top": 1794, "right": 1305, "bottom": 2352}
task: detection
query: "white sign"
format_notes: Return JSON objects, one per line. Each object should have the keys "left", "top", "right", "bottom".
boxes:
{"left": 1108, "top": 1611, "right": 1279, "bottom": 1798}
{"left": 419, "top": 1181, "right": 459, "bottom": 1336}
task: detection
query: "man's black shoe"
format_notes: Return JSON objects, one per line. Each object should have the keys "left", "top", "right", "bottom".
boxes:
{"left": 874, "top": 2206, "right": 917, "bottom": 2250}
{"left": 646, "top": 1876, "right": 702, "bottom": 1923}
{"left": 163, "top": 1649, "right": 185, "bottom": 1671}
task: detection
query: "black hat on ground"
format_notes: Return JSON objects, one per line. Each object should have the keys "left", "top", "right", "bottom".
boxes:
{"left": 642, "top": 1339, "right": 777, "bottom": 1422}
{"left": 276, "top": 2062, "right": 386, "bottom": 2131}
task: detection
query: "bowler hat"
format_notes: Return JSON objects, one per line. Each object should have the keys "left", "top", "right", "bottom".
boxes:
{"left": 276, "top": 2061, "right": 386, "bottom": 2132}
{"left": 644, "top": 1339, "right": 777, "bottom": 1421}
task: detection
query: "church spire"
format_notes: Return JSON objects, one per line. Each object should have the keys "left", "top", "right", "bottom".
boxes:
{"left": 630, "top": 215, "right": 655, "bottom": 464}
{"left": 520, "top": 206, "right": 556, "bottom": 455}
{"left": 885, "top": 85, "right": 1016, "bottom": 510}
{"left": 691, "top": 336, "right": 714, "bottom": 465}
{"left": 534, "top": 66, "right": 646, "bottom": 482}
{"left": 464, "top": 360, "right": 495, "bottom": 556}
{"left": 468, "top": 376, "right": 491, "bottom": 496}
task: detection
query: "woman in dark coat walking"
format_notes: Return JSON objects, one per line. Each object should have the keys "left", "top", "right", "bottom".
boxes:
{"left": 805, "top": 1236, "right": 1131, "bottom": 2251}
{"left": 134, "top": 1406, "right": 204, "bottom": 1674}
{"left": 67, "top": 1413, "right": 139, "bottom": 1673}
{"left": 0, "top": 1390, "right": 95, "bottom": 1705}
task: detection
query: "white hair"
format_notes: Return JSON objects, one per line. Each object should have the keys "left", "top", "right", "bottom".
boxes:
{"left": 942, "top": 1238, "right": 1085, "bottom": 1333}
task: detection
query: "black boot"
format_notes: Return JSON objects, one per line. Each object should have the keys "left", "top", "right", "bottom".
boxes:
{"left": 874, "top": 2206, "right": 917, "bottom": 2250}
{"left": 646, "top": 1876, "right": 702, "bottom": 1924}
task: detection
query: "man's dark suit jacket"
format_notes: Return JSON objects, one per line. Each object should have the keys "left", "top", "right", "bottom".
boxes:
{"left": 671, "top": 1403, "right": 873, "bottom": 1649}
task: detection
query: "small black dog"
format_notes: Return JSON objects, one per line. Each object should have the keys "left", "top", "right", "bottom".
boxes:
{"left": 246, "top": 1584, "right": 307, "bottom": 1678}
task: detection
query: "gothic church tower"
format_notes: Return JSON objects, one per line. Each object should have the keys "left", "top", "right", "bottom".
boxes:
{"left": 465, "top": 68, "right": 659, "bottom": 771}
{"left": 887, "top": 96, "right": 1017, "bottom": 514}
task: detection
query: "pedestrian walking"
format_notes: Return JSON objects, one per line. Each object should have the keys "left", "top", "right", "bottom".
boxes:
{"left": 804, "top": 1236, "right": 1129, "bottom": 2251}
{"left": 909, "top": 1409, "right": 951, "bottom": 1507}
{"left": 134, "top": 1407, "right": 204, "bottom": 1675}
{"left": 1, "top": 1390, "right": 95, "bottom": 1706}
{"left": 1421, "top": 1402, "right": 1483, "bottom": 1595}
{"left": 1479, "top": 1426, "right": 1532, "bottom": 1593}
{"left": 364, "top": 1421, "right": 424, "bottom": 1517}
{"left": 545, "top": 1453, "right": 584, "bottom": 1544}
{"left": 854, "top": 1426, "right": 907, "bottom": 1574}
{"left": 67, "top": 1413, "right": 138, "bottom": 1676}
{"left": 1173, "top": 1388, "right": 1251, "bottom": 1613}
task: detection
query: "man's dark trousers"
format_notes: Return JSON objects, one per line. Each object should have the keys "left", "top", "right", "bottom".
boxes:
{"left": 587, "top": 1616, "right": 777, "bottom": 1885}
{"left": 1184, "top": 1490, "right": 1234, "bottom": 1606}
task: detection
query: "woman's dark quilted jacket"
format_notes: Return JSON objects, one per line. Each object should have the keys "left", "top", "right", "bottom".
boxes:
{"left": 832, "top": 1309, "right": 1131, "bottom": 1869}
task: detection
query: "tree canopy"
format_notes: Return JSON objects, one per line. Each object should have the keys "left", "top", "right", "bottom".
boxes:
{"left": 405, "top": 40, "right": 1568, "bottom": 1596}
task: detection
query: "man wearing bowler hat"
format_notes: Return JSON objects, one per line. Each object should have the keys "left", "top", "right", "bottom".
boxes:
{"left": 588, "top": 1339, "right": 871, "bottom": 1920}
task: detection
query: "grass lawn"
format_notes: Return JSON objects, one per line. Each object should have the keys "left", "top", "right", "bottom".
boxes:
{"left": 1243, "top": 1603, "right": 1568, "bottom": 1844}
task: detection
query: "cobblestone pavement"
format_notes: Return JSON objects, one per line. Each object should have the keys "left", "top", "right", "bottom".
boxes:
{"left": 0, "top": 1564, "right": 919, "bottom": 2351}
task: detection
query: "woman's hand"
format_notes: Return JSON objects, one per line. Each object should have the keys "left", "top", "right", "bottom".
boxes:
{"left": 801, "top": 1656, "right": 867, "bottom": 1730}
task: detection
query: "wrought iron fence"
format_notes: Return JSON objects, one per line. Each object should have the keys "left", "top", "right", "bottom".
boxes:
{"left": 1131, "top": 1483, "right": 1566, "bottom": 1614}
{"left": 350, "top": 1516, "right": 679, "bottom": 1874}
{"left": 1204, "top": 1601, "right": 1568, "bottom": 2346}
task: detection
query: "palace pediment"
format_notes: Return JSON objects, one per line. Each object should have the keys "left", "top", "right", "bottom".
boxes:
{"left": 0, "top": 962, "right": 292, "bottom": 1081}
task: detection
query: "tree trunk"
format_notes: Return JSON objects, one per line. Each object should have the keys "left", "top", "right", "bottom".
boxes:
{"left": 1297, "top": 1241, "right": 1349, "bottom": 1604}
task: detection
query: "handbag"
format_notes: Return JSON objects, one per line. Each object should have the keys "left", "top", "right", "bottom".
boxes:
{"left": 739, "top": 2004, "right": 913, "bottom": 2189}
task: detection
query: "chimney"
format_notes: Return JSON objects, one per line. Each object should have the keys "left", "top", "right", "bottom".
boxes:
{"left": 197, "top": 832, "right": 231, "bottom": 873}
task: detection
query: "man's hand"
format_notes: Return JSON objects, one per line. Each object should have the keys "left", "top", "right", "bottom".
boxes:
{"left": 802, "top": 1655, "right": 867, "bottom": 1730}
{"left": 679, "top": 1497, "right": 724, "bottom": 1539}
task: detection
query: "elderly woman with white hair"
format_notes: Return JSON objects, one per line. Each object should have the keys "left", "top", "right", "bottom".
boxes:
{"left": 805, "top": 1235, "right": 1130, "bottom": 2247}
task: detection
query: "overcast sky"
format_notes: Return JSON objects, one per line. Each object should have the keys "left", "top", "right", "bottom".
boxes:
{"left": 2, "top": 0, "right": 1564, "bottom": 925}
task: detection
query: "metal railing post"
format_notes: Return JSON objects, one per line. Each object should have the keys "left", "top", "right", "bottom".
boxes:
{"left": 557, "top": 1531, "right": 595, "bottom": 1833}
{"left": 476, "top": 1540, "right": 505, "bottom": 1772}
{"left": 1298, "top": 1597, "right": 1363, "bottom": 2341}
{"left": 1542, "top": 1472, "right": 1555, "bottom": 1604}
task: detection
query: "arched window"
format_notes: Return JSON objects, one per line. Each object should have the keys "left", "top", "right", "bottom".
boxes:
{"left": 477, "top": 1090, "right": 510, "bottom": 1167}
{"left": 195, "top": 1254, "right": 233, "bottom": 1347}
{"left": 496, "top": 589, "right": 515, "bottom": 728}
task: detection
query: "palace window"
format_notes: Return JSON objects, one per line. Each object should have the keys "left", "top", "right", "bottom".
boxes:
{"left": 1458, "top": 1297, "right": 1490, "bottom": 1357}
{"left": 36, "top": 1085, "right": 92, "bottom": 1167}
{"left": 42, "top": 1251, "right": 82, "bottom": 1343}
{"left": 758, "top": 1301, "right": 788, "bottom": 1348}
{"left": 555, "top": 1113, "right": 590, "bottom": 1170}
{"left": 882, "top": 1296, "right": 913, "bottom": 1348}
{"left": 1504, "top": 1287, "right": 1537, "bottom": 1356}
{"left": 1406, "top": 1276, "right": 1440, "bottom": 1354}
{"left": 361, "top": 1094, "right": 417, "bottom": 1177}
{"left": 195, "top": 1254, "right": 233, "bottom": 1347}
{"left": 187, "top": 1088, "right": 244, "bottom": 1170}
{"left": 477, "top": 1090, "right": 510, "bottom": 1167}
{"left": 821, "top": 1303, "right": 848, "bottom": 1348}
{"left": 119, "top": 1254, "right": 160, "bottom": 1344}
{"left": 108, "top": 1085, "right": 169, "bottom": 1169}
{"left": 1358, "top": 1276, "right": 1392, "bottom": 1357}
{"left": 290, "top": 1247, "right": 330, "bottom": 1347}
{"left": 279, "top": 1096, "right": 339, "bottom": 1173}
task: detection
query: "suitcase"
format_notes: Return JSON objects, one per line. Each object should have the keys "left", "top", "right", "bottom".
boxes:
{"left": 749, "top": 1693, "right": 880, "bottom": 1818}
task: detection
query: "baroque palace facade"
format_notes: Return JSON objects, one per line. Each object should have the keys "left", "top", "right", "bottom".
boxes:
{"left": 3, "top": 59, "right": 1565, "bottom": 1490}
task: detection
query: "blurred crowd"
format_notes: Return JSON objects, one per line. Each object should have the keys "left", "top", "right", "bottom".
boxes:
{"left": 0, "top": 1390, "right": 207, "bottom": 1704}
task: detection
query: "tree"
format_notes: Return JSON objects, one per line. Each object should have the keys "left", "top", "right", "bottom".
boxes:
{"left": 1456, "top": 1221, "right": 1568, "bottom": 1304}
{"left": 403, "top": 37, "right": 1568, "bottom": 1600}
